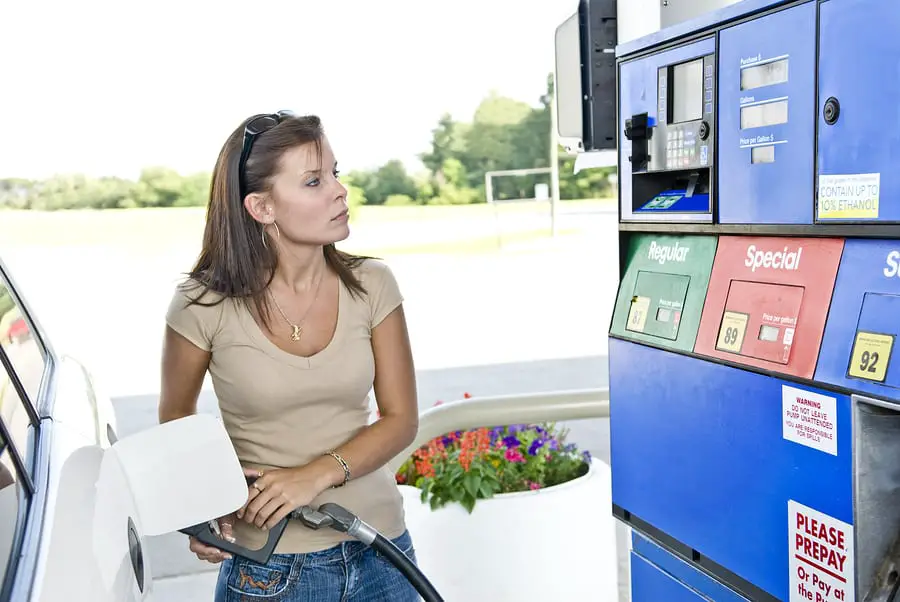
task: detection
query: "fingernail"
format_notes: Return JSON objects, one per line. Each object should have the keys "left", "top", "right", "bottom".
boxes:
{"left": 226, "top": 536, "right": 236, "bottom": 543}
{"left": 237, "top": 512, "right": 243, "bottom": 519}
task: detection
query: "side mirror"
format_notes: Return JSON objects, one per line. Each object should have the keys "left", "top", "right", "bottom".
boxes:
{"left": 92, "top": 414, "right": 247, "bottom": 591}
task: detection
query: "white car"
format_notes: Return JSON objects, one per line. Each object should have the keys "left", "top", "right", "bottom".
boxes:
{"left": 0, "top": 257, "right": 246, "bottom": 602}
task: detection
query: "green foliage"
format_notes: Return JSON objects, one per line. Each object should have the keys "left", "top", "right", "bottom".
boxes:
{"left": 384, "top": 194, "right": 416, "bottom": 207}
{"left": 0, "top": 73, "right": 615, "bottom": 212}
{"left": 428, "top": 185, "right": 480, "bottom": 205}
{"left": 0, "top": 288, "right": 14, "bottom": 319}
{"left": 345, "top": 184, "right": 366, "bottom": 219}
{"left": 345, "top": 160, "right": 419, "bottom": 206}
{"left": 0, "top": 169, "right": 211, "bottom": 211}
{"left": 395, "top": 416, "right": 592, "bottom": 514}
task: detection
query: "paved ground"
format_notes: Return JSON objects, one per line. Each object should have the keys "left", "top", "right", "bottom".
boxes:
{"left": 3, "top": 204, "right": 631, "bottom": 601}
{"left": 2, "top": 204, "right": 616, "bottom": 399}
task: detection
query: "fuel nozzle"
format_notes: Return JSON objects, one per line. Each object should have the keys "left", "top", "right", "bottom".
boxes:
{"left": 295, "top": 503, "right": 444, "bottom": 601}
{"left": 294, "top": 503, "right": 377, "bottom": 545}
{"left": 294, "top": 506, "right": 334, "bottom": 530}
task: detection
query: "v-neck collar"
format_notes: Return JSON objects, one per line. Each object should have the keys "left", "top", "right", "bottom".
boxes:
{"left": 237, "top": 281, "right": 345, "bottom": 370}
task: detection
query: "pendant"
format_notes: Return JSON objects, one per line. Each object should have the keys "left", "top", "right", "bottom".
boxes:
{"left": 290, "top": 325, "right": 302, "bottom": 341}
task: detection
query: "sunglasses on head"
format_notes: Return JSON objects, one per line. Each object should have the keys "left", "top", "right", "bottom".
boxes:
{"left": 238, "top": 110, "right": 295, "bottom": 195}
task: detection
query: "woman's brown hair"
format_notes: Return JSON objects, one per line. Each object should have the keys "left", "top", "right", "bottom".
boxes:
{"left": 184, "top": 113, "right": 368, "bottom": 329}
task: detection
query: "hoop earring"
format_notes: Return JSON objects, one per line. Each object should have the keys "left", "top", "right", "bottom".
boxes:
{"left": 261, "top": 222, "right": 280, "bottom": 249}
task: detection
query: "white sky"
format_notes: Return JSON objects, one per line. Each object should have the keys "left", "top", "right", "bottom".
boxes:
{"left": 0, "top": 0, "right": 577, "bottom": 180}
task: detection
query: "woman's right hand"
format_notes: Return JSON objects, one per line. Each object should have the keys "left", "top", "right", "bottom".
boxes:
{"left": 188, "top": 513, "right": 236, "bottom": 563}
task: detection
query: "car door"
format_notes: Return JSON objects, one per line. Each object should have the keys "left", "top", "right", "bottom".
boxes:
{"left": 0, "top": 257, "right": 143, "bottom": 602}
{"left": 0, "top": 257, "right": 54, "bottom": 602}
{"left": 0, "top": 255, "right": 246, "bottom": 602}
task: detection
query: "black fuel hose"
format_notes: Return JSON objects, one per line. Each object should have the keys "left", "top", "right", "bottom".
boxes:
{"left": 297, "top": 503, "right": 445, "bottom": 602}
{"left": 368, "top": 532, "right": 444, "bottom": 602}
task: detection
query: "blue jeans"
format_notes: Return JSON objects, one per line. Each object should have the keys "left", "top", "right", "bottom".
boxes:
{"left": 213, "top": 530, "right": 420, "bottom": 601}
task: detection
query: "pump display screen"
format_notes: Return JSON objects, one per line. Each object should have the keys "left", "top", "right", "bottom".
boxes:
{"left": 759, "top": 324, "right": 780, "bottom": 342}
{"left": 671, "top": 59, "right": 704, "bottom": 123}
{"left": 741, "top": 99, "right": 788, "bottom": 129}
{"left": 741, "top": 58, "right": 789, "bottom": 90}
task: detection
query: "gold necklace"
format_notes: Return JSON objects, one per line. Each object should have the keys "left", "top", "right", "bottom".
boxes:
{"left": 268, "top": 269, "right": 325, "bottom": 342}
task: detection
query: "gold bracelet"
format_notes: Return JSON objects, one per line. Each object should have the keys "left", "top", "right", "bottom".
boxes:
{"left": 325, "top": 451, "right": 351, "bottom": 487}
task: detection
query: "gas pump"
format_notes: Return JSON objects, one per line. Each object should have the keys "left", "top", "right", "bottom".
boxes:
{"left": 557, "top": 0, "right": 900, "bottom": 600}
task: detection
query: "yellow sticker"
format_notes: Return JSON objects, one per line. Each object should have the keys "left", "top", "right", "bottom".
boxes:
{"left": 817, "top": 173, "right": 880, "bottom": 219}
{"left": 716, "top": 311, "right": 749, "bottom": 354}
{"left": 626, "top": 296, "right": 651, "bottom": 333}
{"left": 848, "top": 331, "right": 894, "bottom": 382}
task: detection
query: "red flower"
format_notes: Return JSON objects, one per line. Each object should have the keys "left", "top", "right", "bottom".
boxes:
{"left": 459, "top": 427, "right": 490, "bottom": 471}
{"left": 427, "top": 438, "right": 447, "bottom": 459}
{"left": 505, "top": 448, "right": 525, "bottom": 463}
{"left": 415, "top": 457, "right": 435, "bottom": 478}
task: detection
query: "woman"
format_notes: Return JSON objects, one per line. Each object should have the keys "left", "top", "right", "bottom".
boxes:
{"left": 158, "top": 111, "right": 421, "bottom": 601}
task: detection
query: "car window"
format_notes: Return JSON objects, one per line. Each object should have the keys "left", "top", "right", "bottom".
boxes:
{"left": 0, "top": 442, "right": 26, "bottom": 589}
{"left": 0, "top": 369, "right": 37, "bottom": 474}
{"left": 0, "top": 275, "right": 46, "bottom": 407}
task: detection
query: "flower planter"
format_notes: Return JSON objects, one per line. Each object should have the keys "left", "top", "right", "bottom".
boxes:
{"left": 399, "top": 457, "right": 619, "bottom": 601}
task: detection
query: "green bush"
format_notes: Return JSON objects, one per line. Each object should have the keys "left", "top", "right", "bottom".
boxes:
{"left": 346, "top": 184, "right": 366, "bottom": 219}
{"left": 0, "top": 289, "right": 14, "bottom": 318}
{"left": 430, "top": 185, "right": 481, "bottom": 205}
{"left": 384, "top": 194, "right": 417, "bottom": 207}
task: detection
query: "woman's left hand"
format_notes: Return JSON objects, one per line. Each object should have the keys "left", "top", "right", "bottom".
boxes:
{"left": 238, "top": 466, "right": 327, "bottom": 530}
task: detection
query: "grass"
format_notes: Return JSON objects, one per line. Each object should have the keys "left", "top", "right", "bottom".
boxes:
{"left": 0, "top": 198, "right": 612, "bottom": 256}
{"left": 351, "top": 198, "right": 610, "bottom": 223}
{"left": 344, "top": 227, "right": 581, "bottom": 256}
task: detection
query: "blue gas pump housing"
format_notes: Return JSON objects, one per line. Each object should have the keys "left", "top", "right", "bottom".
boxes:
{"left": 599, "top": 0, "right": 900, "bottom": 601}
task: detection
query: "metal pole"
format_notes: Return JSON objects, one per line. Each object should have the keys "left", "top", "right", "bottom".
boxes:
{"left": 550, "top": 79, "right": 561, "bottom": 237}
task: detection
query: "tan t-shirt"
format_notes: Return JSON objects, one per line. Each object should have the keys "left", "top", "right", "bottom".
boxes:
{"left": 165, "top": 258, "right": 408, "bottom": 554}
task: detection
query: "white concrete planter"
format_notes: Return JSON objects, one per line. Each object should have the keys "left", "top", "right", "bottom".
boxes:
{"left": 399, "top": 457, "right": 618, "bottom": 601}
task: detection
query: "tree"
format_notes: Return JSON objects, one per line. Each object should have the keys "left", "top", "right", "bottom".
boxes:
{"left": 420, "top": 113, "right": 460, "bottom": 174}
{"left": 0, "top": 72, "right": 617, "bottom": 211}
{"left": 347, "top": 160, "right": 418, "bottom": 205}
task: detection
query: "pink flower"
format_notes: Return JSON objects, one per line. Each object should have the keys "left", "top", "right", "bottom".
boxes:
{"left": 529, "top": 482, "right": 541, "bottom": 491}
{"left": 505, "top": 448, "right": 525, "bottom": 463}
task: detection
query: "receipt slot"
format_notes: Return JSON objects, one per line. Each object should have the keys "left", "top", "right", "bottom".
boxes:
{"left": 610, "top": 234, "right": 718, "bottom": 352}
{"left": 619, "top": 36, "right": 717, "bottom": 223}
{"left": 716, "top": 1, "right": 817, "bottom": 224}
{"left": 694, "top": 236, "right": 844, "bottom": 378}
{"left": 816, "top": 240, "right": 900, "bottom": 399}
{"left": 817, "top": 0, "right": 900, "bottom": 223}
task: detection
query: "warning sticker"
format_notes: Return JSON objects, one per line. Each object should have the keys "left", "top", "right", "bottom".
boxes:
{"left": 782, "top": 385, "right": 837, "bottom": 456}
{"left": 788, "top": 500, "right": 854, "bottom": 602}
{"left": 818, "top": 173, "right": 880, "bottom": 219}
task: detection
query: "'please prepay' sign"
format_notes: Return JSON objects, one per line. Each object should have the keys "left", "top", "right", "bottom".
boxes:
{"left": 789, "top": 500, "right": 854, "bottom": 602}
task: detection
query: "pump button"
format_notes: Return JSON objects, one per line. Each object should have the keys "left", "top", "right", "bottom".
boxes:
{"left": 699, "top": 121, "right": 710, "bottom": 141}
{"left": 824, "top": 97, "right": 841, "bottom": 125}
